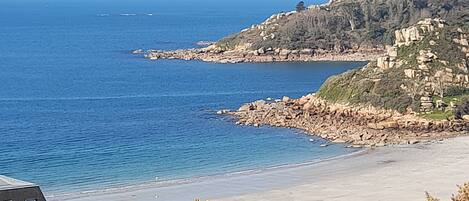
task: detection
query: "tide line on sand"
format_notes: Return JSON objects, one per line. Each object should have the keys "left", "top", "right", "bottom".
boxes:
{"left": 46, "top": 149, "right": 367, "bottom": 200}
{"left": 48, "top": 136, "right": 469, "bottom": 201}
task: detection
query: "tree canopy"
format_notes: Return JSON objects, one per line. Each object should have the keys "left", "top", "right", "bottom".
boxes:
{"left": 296, "top": 1, "right": 306, "bottom": 12}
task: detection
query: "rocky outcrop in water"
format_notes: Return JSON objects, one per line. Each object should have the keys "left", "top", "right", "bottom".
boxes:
{"left": 231, "top": 94, "right": 467, "bottom": 147}
{"left": 228, "top": 19, "right": 469, "bottom": 146}
{"left": 141, "top": 46, "right": 383, "bottom": 63}
{"left": 138, "top": 0, "right": 467, "bottom": 64}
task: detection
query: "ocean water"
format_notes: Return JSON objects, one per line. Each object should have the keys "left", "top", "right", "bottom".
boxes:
{"left": 0, "top": 0, "right": 364, "bottom": 195}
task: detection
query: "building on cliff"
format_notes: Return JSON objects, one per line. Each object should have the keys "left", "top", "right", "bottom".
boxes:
{"left": 0, "top": 175, "right": 46, "bottom": 201}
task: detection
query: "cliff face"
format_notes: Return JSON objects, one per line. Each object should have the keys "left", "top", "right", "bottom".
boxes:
{"left": 317, "top": 18, "right": 469, "bottom": 116}
{"left": 216, "top": 0, "right": 468, "bottom": 53}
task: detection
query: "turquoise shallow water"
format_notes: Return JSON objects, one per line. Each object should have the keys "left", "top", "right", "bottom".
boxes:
{"left": 0, "top": 0, "right": 363, "bottom": 195}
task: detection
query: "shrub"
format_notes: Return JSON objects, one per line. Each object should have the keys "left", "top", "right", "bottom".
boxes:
{"left": 317, "top": 66, "right": 415, "bottom": 113}
{"left": 426, "top": 192, "right": 440, "bottom": 201}
{"left": 452, "top": 183, "right": 469, "bottom": 201}
{"left": 296, "top": 1, "right": 306, "bottom": 12}
{"left": 455, "top": 98, "right": 469, "bottom": 119}
{"left": 445, "top": 86, "right": 469, "bottom": 97}
{"left": 215, "top": 0, "right": 467, "bottom": 51}
{"left": 426, "top": 182, "right": 469, "bottom": 201}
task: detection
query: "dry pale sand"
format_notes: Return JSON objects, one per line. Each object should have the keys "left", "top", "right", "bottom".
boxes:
{"left": 51, "top": 136, "right": 469, "bottom": 201}
{"left": 217, "top": 136, "right": 469, "bottom": 201}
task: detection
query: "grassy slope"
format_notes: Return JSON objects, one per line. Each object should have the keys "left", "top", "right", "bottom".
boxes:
{"left": 317, "top": 25, "right": 469, "bottom": 117}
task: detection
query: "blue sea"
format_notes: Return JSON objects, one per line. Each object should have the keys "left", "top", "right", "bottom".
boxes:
{"left": 0, "top": 0, "right": 364, "bottom": 195}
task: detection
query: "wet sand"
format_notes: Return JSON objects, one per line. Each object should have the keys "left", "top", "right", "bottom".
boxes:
{"left": 218, "top": 137, "right": 469, "bottom": 201}
{"left": 50, "top": 136, "right": 469, "bottom": 201}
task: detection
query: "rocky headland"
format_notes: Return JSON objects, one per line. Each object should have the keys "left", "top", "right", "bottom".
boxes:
{"left": 231, "top": 94, "right": 466, "bottom": 147}
{"left": 227, "top": 18, "right": 469, "bottom": 147}
{"left": 137, "top": 0, "right": 467, "bottom": 64}
{"left": 135, "top": 0, "right": 469, "bottom": 146}
{"left": 142, "top": 47, "right": 383, "bottom": 64}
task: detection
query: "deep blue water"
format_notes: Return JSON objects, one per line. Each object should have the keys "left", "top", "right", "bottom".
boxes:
{"left": 0, "top": 0, "right": 363, "bottom": 195}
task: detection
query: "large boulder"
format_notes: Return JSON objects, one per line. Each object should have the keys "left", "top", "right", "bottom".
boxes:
{"left": 258, "top": 47, "right": 266, "bottom": 54}
{"left": 279, "top": 49, "right": 291, "bottom": 59}
{"left": 238, "top": 104, "right": 252, "bottom": 112}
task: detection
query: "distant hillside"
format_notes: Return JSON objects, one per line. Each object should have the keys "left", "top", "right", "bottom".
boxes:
{"left": 215, "top": 0, "right": 468, "bottom": 52}
{"left": 317, "top": 18, "right": 469, "bottom": 119}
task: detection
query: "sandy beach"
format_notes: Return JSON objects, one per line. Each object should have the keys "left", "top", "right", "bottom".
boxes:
{"left": 50, "top": 136, "right": 469, "bottom": 201}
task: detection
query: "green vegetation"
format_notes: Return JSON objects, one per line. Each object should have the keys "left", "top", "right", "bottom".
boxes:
{"left": 214, "top": 0, "right": 469, "bottom": 120}
{"left": 317, "top": 23, "right": 469, "bottom": 118}
{"left": 318, "top": 69, "right": 469, "bottom": 118}
{"left": 216, "top": 37, "right": 238, "bottom": 51}
{"left": 417, "top": 94, "right": 469, "bottom": 120}
{"left": 446, "top": 86, "right": 469, "bottom": 97}
{"left": 316, "top": 69, "right": 365, "bottom": 103}
{"left": 455, "top": 98, "right": 469, "bottom": 119}
{"left": 397, "top": 26, "right": 468, "bottom": 72}
{"left": 419, "top": 110, "right": 454, "bottom": 120}
{"left": 317, "top": 65, "right": 413, "bottom": 113}
{"left": 216, "top": 0, "right": 468, "bottom": 51}
{"left": 296, "top": 1, "right": 306, "bottom": 13}
{"left": 431, "top": 27, "right": 468, "bottom": 70}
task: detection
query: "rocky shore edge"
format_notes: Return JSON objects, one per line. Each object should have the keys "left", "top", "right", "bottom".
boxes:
{"left": 222, "top": 94, "right": 468, "bottom": 147}
{"left": 134, "top": 47, "right": 384, "bottom": 64}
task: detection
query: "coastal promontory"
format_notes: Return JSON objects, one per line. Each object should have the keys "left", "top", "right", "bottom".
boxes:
{"left": 139, "top": 0, "right": 468, "bottom": 63}
{"left": 137, "top": 0, "right": 469, "bottom": 146}
{"left": 231, "top": 18, "right": 469, "bottom": 147}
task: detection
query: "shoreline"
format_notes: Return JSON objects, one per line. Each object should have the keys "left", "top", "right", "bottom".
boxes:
{"left": 137, "top": 47, "right": 385, "bottom": 64}
{"left": 48, "top": 136, "right": 469, "bottom": 201}
{"left": 217, "top": 136, "right": 469, "bottom": 201}
{"left": 46, "top": 148, "right": 367, "bottom": 201}
{"left": 45, "top": 149, "right": 371, "bottom": 201}
{"left": 230, "top": 94, "right": 468, "bottom": 147}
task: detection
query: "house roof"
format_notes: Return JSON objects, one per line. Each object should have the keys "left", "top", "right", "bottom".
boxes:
{"left": 0, "top": 175, "right": 37, "bottom": 191}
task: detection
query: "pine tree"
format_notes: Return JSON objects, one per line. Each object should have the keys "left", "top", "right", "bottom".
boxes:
{"left": 296, "top": 1, "right": 306, "bottom": 12}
